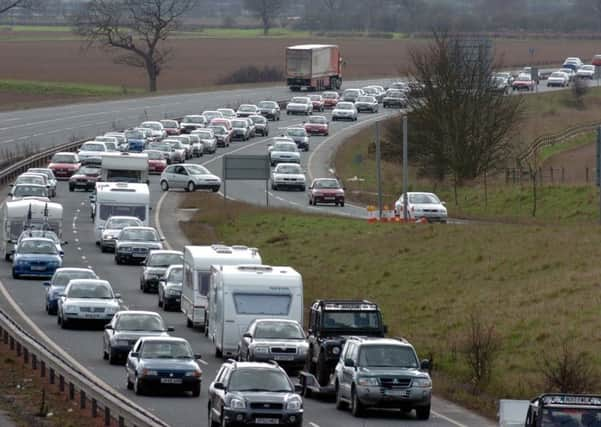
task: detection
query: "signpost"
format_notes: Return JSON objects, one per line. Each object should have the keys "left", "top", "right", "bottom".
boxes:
{"left": 222, "top": 155, "right": 271, "bottom": 207}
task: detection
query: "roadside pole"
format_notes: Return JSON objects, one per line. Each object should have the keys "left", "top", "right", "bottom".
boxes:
{"left": 597, "top": 126, "right": 601, "bottom": 224}
{"left": 402, "top": 114, "right": 409, "bottom": 221}
{"left": 375, "top": 121, "right": 383, "bottom": 219}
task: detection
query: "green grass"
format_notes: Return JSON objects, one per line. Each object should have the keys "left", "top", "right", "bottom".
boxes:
{"left": 539, "top": 131, "right": 595, "bottom": 162}
{"left": 0, "top": 25, "right": 72, "bottom": 32}
{"left": 180, "top": 192, "right": 601, "bottom": 417}
{"left": 0, "top": 79, "right": 144, "bottom": 97}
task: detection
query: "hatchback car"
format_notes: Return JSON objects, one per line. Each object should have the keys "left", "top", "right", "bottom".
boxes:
{"left": 160, "top": 119, "right": 181, "bottom": 136}
{"left": 271, "top": 163, "right": 306, "bottom": 191}
{"left": 10, "top": 183, "right": 49, "bottom": 201}
{"left": 268, "top": 141, "right": 301, "bottom": 166}
{"left": 140, "top": 250, "right": 183, "bottom": 293}
{"left": 144, "top": 150, "right": 168, "bottom": 174}
{"left": 99, "top": 216, "right": 144, "bottom": 252}
{"left": 48, "top": 152, "right": 81, "bottom": 179}
{"left": 158, "top": 264, "right": 183, "bottom": 311}
{"left": 382, "top": 89, "right": 407, "bottom": 108}
{"left": 103, "top": 310, "right": 172, "bottom": 364}
{"left": 308, "top": 178, "right": 345, "bottom": 206}
{"left": 27, "top": 168, "right": 57, "bottom": 197}
{"left": 236, "top": 104, "right": 260, "bottom": 118}
{"left": 43, "top": 268, "right": 98, "bottom": 315}
{"left": 126, "top": 336, "right": 202, "bottom": 396}
{"left": 57, "top": 279, "right": 121, "bottom": 328}
{"left": 248, "top": 115, "right": 269, "bottom": 136}
{"left": 231, "top": 118, "right": 253, "bottom": 141}
{"left": 160, "top": 164, "right": 221, "bottom": 193}
{"left": 332, "top": 102, "right": 358, "bottom": 121}
{"left": 115, "top": 226, "right": 164, "bottom": 265}
{"left": 16, "top": 229, "right": 66, "bottom": 258}
{"left": 12, "top": 237, "right": 62, "bottom": 279}
{"left": 257, "top": 101, "right": 280, "bottom": 120}
{"left": 208, "top": 125, "right": 231, "bottom": 147}
{"left": 147, "top": 142, "right": 177, "bottom": 164}
{"left": 286, "top": 97, "right": 313, "bottom": 115}
{"left": 304, "top": 115, "right": 329, "bottom": 136}
{"left": 322, "top": 91, "right": 340, "bottom": 108}
{"left": 191, "top": 129, "right": 218, "bottom": 154}
{"left": 217, "top": 108, "right": 237, "bottom": 120}
{"left": 342, "top": 88, "right": 364, "bottom": 103}
{"left": 78, "top": 141, "right": 107, "bottom": 162}
{"left": 355, "top": 96, "right": 379, "bottom": 113}
{"left": 394, "top": 192, "right": 448, "bottom": 223}
{"left": 69, "top": 164, "right": 102, "bottom": 192}
{"left": 309, "top": 94, "right": 325, "bottom": 112}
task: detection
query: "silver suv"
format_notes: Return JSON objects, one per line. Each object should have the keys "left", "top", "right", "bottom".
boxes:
{"left": 333, "top": 337, "right": 432, "bottom": 419}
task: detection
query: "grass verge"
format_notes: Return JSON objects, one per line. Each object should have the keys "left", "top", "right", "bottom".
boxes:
{"left": 0, "top": 79, "right": 144, "bottom": 97}
{"left": 180, "top": 192, "right": 601, "bottom": 417}
{"left": 539, "top": 131, "right": 594, "bottom": 162}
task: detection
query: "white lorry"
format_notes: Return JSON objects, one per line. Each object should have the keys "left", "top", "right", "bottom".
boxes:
{"left": 208, "top": 264, "right": 304, "bottom": 358}
{"left": 1, "top": 199, "right": 63, "bottom": 261}
{"left": 93, "top": 182, "right": 150, "bottom": 243}
{"left": 100, "top": 152, "right": 149, "bottom": 184}
{"left": 182, "top": 244, "right": 261, "bottom": 332}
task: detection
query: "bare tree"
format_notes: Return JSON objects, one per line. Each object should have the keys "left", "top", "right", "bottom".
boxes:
{"left": 71, "top": 0, "right": 197, "bottom": 92}
{"left": 243, "top": 0, "right": 286, "bottom": 35}
{"left": 541, "top": 341, "right": 597, "bottom": 393}
{"left": 407, "top": 33, "right": 524, "bottom": 203}
{"left": 460, "top": 311, "right": 501, "bottom": 392}
{"left": 0, "top": 0, "right": 38, "bottom": 15}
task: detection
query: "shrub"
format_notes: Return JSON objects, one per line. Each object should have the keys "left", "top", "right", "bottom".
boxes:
{"left": 460, "top": 311, "right": 501, "bottom": 392}
{"left": 219, "top": 65, "right": 284, "bottom": 85}
{"left": 540, "top": 341, "right": 597, "bottom": 393}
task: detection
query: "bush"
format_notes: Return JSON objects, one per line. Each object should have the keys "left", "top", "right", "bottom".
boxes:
{"left": 571, "top": 78, "right": 589, "bottom": 108}
{"left": 540, "top": 341, "right": 597, "bottom": 393}
{"left": 219, "top": 65, "right": 284, "bottom": 85}
{"left": 460, "top": 311, "right": 501, "bottom": 392}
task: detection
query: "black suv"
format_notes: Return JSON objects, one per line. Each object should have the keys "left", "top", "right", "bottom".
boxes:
{"left": 305, "top": 300, "right": 386, "bottom": 386}
{"left": 208, "top": 360, "right": 303, "bottom": 427}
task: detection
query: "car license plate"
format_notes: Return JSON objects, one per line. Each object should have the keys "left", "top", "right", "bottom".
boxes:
{"left": 385, "top": 389, "right": 408, "bottom": 397}
{"left": 273, "top": 355, "right": 294, "bottom": 361}
{"left": 324, "top": 197, "right": 335, "bottom": 201}
{"left": 160, "top": 378, "right": 182, "bottom": 384}
{"left": 83, "top": 313, "right": 102, "bottom": 319}
{"left": 31, "top": 266, "right": 46, "bottom": 271}
{"left": 255, "top": 419, "right": 279, "bottom": 425}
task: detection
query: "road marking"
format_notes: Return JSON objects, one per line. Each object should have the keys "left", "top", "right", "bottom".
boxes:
{"left": 198, "top": 359, "right": 208, "bottom": 366}
{"left": 154, "top": 192, "right": 172, "bottom": 251}
{"left": 309, "top": 423, "right": 320, "bottom": 427}
{"left": 431, "top": 410, "right": 469, "bottom": 427}
{"left": 77, "top": 247, "right": 82, "bottom": 251}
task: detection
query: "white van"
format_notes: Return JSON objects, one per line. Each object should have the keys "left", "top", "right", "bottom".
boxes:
{"left": 182, "top": 245, "right": 261, "bottom": 331}
{"left": 208, "top": 264, "right": 303, "bottom": 358}
{"left": 93, "top": 182, "right": 150, "bottom": 243}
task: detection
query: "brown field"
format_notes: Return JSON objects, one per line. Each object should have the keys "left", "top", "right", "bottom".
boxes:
{"left": 1, "top": 37, "right": 601, "bottom": 91}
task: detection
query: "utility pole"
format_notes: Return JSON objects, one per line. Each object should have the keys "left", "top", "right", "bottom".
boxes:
{"left": 402, "top": 114, "right": 409, "bottom": 221}
{"left": 597, "top": 126, "right": 601, "bottom": 224}
{"left": 375, "top": 121, "right": 383, "bottom": 219}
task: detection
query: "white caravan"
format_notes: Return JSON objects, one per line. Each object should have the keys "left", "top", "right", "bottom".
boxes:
{"left": 1, "top": 199, "right": 63, "bottom": 261}
{"left": 208, "top": 264, "right": 303, "bottom": 358}
{"left": 93, "top": 182, "right": 150, "bottom": 243}
{"left": 182, "top": 245, "right": 261, "bottom": 331}
{"left": 100, "top": 152, "right": 149, "bottom": 184}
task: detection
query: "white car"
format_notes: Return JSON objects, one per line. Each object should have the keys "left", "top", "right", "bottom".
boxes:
{"left": 57, "top": 279, "right": 121, "bottom": 328}
{"left": 547, "top": 71, "right": 570, "bottom": 87}
{"left": 270, "top": 163, "right": 306, "bottom": 191}
{"left": 94, "top": 136, "right": 120, "bottom": 151}
{"left": 394, "top": 192, "right": 448, "bottom": 223}
{"left": 104, "top": 132, "right": 128, "bottom": 150}
{"left": 576, "top": 65, "right": 595, "bottom": 79}
{"left": 99, "top": 215, "right": 144, "bottom": 252}
{"left": 236, "top": 104, "right": 260, "bottom": 117}
{"left": 217, "top": 108, "right": 236, "bottom": 120}
{"left": 10, "top": 183, "right": 49, "bottom": 201}
{"left": 160, "top": 164, "right": 221, "bottom": 193}
{"left": 286, "top": 97, "right": 313, "bottom": 115}
{"left": 140, "top": 121, "right": 166, "bottom": 141}
{"left": 268, "top": 140, "right": 300, "bottom": 166}
{"left": 27, "top": 168, "right": 57, "bottom": 197}
{"left": 191, "top": 129, "right": 217, "bottom": 154}
{"left": 180, "top": 115, "right": 207, "bottom": 133}
{"left": 201, "top": 111, "right": 224, "bottom": 123}
{"left": 562, "top": 57, "right": 583, "bottom": 71}
{"left": 558, "top": 68, "right": 576, "bottom": 82}
{"left": 332, "top": 101, "right": 358, "bottom": 121}
{"left": 78, "top": 141, "right": 107, "bottom": 161}
{"left": 187, "top": 134, "right": 204, "bottom": 158}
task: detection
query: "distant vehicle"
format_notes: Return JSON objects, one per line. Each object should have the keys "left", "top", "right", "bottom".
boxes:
{"left": 209, "top": 118, "right": 233, "bottom": 131}
{"left": 562, "top": 57, "right": 583, "bottom": 71}
{"left": 216, "top": 108, "right": 236, "bottom": 120}
{"left": 547, "top": 71, "right": 570, "bottom": 87}
{"left": 236, "top": 104, "right": 260, "bottom": 118}
{"left": 69, "top": 164, "right": 102, "bottom": 192}
{"left": 208, "top": 360, "right": 304, "bottom": 426}
{"left": 576, "top": 64, "right": 595, "bottom": 79}
{"left": 12, "top": 237, "right": 62, "bottom": 279}
{"left": 382, "top": 89, "right": 407, "bottom": 108}
{"left": 158, "top": 264, "right": 183, "bottom": 311}
{"left": 125, "top": 336, "right": 202, "bottom": 396}
{"left": 43, "top": 267, "right": 98, "bottom": 315}
{"left": 230, "top": 118, "right": 253, "bottom": 141}
{"left": 308, "top": 178, "right": 345, "bottom": 206}
{"left": 57, "top": 279, "right": 121, "bottom": 328}
{"left": 147, "top": 142, "right": 177, "bottom": 164}
{"left": 191, "top": 129, "right": 218, "bottom": 154}
{"left": 271, "top": 163, "right": 306, "bottom": 191}
{"left": 354, "top": 95, "right": 379, "bottom": 113}
{"left": 268, "top": 140, "right": 301, "bottom": 166}
{"left": 140, "top": 249, "right": 183, "bottom": 293}
{"left": 286, "top": 96, "right": 313, "bottom": 115}
{"left": 342, "top": 88, "right": 364, "bottom": 103}
{"left": 104, "top": 132, "right": 127, "bottom": 149}
{"left": 103, "top": 310, "right": 172, "bottom": 364}
{"left": 144, "top": 150, "right": 167, "bottom": 174}
{"left": 207, "top": 125, "right": 231, "bottom": 147}
{"left": 48, "top": 152, "right": 80, "bottom": 179}
{"left": 201, "top": 111, "right": 224, "bottom": 123}
{"left": 524, "top": 394, "right": 601, "bottom": 427}
{"left": 13, "top": 173, "right": 48, "bottom": 195}
{"left": 322, "top": 91, "right": 340, "bottom": 108}
{"left": 186, "top": 134, "right": 204, "bottom": 158}
{"left": 168, "top": 135, "right": 193, "bottom": 159}
{"left": 140, "top": 121, "right": 166, "bottom": 141}
{"left": 558, "top": 67, "right": 576, "bottom": 82}
{"left": 362, "top": 86, "right": 384, "bottom": 103}
{"left": 159, "top": 119, "right": 180, "bottom": 136}
{"left": 162, "top": 139, "right": 187, "bottom": 163}
{"left": 10, "top": 183, "right": 49, "bottom": 201}
{"left": 114, "top": 226, "right": 163, "bottom": 265}
{"left": 592, "top": 55, "right": 601, "bottom": 67}
{"left": 237, "top": 319, "right": 308, "bottom": 371}
{"left": 159, "top": 164, "right": 221, "bottom": 193}
{"left": 286, "top": 43, "right": 342, "bottom": 91}
{"left": 390, "top": 81, "right": 410, "bottom": 92}
{"left": 512, "top": 73, "right": 536, "bottom": 91}
{"left": 257, "top": 100, "right": 281, "bottom": 120}
{"left": 332, "top": 101, "right": 358, "bottom": 121}
{"left": 78, "top": 141, "right": 107, "bottom": 162}
{"left": 309, "top": 94, "right": 325, "bottom": 112}
{"left": 304, "top": 115, "right": 329, "bottom": 136}
{"left": 495, "top": 72, "right": 514, "bottom": 85}
{"left": 394, "top": 192, "right": 448, "bottom": 223}
{"left": 27, "top": 168, "right": 57, "bottom": 197}
{"left": 490, "top": 76, "right": 511, "bottom": 94}
{"left": 334, "top": 337, "right": 432, "bottom": 419}
{"left": 99, "top": 215, "right": 143, "bottom": 253}
{"left": 124, "top": 129, "right": 147, "bottom": 152}
{"left": 180, "top": 115, "right": 207, "bottom": 133}
{"left": 248, "top": 115, "right": 269, "bottom": 136}
{"left": 284, "top": 127, "right": 310, "bottom": 151}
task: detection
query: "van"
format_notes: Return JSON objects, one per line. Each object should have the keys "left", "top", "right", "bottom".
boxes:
{"left": 208, "top": 264, "right": 303, "bottom": 358}
{"left": 182, "top": 245, "right": 261, "bottom": 331}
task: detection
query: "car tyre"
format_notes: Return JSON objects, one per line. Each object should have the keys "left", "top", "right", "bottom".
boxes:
{"left": 191, "top": 382, "right": 201, "bottom": 397}
{"left": 416, "top": 405, "right": 431, "bottom": 420}
{"left": 186, "top": 181, "right": 196, "bottom": 192}
{"left": 187, "top": 317, "right": 193, "bottom": 328}
{"left": 335, "top": 382, "right": 347, "bottom": 410}
{"left": 316, "top": 353, "right": 330, "bottom": 386}
{"left": 69, "top": 184, "right": 74, "bottom": 192}
{"left": 215, "top": 346, "right": 223, "bottom": 358}
{"left": 351, "top": 387, "right": 364, "bottom": 417}
{"left": 158, "top": 293, "right": 163, "bottom": 307}
{"left": 134, "top": 376, "right": 144, "bottom": 395}
{"left": 126, "top": 376, "right": 133, "bottom": 390}
{"left": 115, "top": 256, "right": 122, "bottom": 265}
{"left": 108, "top": 347, "right": 118, "bottom": 365}
{"left": 60, "top": 316, "right": 69, "bottom": 329}
{"left": 160, "top": 180, "right": 169, "bottom": 191}
{"left": 208, "top": 404, "right": 219, "bottom": 427}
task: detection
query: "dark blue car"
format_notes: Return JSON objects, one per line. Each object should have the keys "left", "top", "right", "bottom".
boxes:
{"left": 43, "top": 267, "right": 98, "bottom": 315}
{"left": 12, "top": 237, "right": 62, "bottom": 279}
{"left": 124, "top": 129, "right": 147, "bottom": 152}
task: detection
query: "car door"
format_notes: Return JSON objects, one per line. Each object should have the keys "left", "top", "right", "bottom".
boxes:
{"left": 211, "top": 366, "right": 230, "bottom": 422}
{"left": 174, "top": 166, "right": 189, "bottom": 188}
{"left": 126, "top": 340, "right": 142, "bottom": 383}
{"left": 340, "top": 342, "right": 356, "bottom": 399}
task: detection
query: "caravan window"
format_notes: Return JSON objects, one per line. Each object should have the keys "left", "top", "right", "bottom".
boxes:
{"left": 99, "top": 205, "right": 146, "bottom": 221}
{"left": 197, "top": 272, "right": 211, "bottom": 296}
{"left": 233, "top": 293, "right": 291, "bottom": 316}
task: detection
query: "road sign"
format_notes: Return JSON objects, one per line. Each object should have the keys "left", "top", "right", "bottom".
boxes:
{"left": 222, "top": 154, "right": 270, "bottom": 206}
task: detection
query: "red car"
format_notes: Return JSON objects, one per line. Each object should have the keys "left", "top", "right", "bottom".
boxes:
{"left": 304, "top": 115, "right": 329, "bottom": 136}
{"left": 511, "top": 73, "right": 536, "bottom": 91}
{"left": 308, "top": 178, "right": 345, "bottom": 206}
{"left": 48, "top": 152, "right": 81, "bottom": 179}
{"left": 209, "top": 118, "right": 232, "bottom": 131}
{"left": 68, "top": 164, "right": 101, "bottom": 191}
{"left": 160, "top": 119, "right": 181, "bottom": 136}
{"left": 144, "top": 150, "right": 167, "bottom": 174}
{"left": 322, "top": 91, "right": 340, "bottom": 108}
{"left": 309, "top": 94, "right": 325, "bottom": 112}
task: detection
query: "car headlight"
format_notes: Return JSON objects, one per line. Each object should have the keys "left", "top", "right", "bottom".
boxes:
{"left": 118, "top": 246, "right": 132, "bottom": 252}
{"left": 413, "top": 377, "right": 432, "bottom": 388}
{"left": 253, "top": 346, "right": 269, "bottom": 354}
{"left": 331, "top": 346, "right": 340, "bottom": 355}
{"left": 166, "top": 289, "right": 180, "bottom": 296}
{"left": 113, "top": 339, "right": 130, "bottom": 346}
{"left": 357, "top": 377, "right": 379, "bottom": 386}
{"left": 185, "top": 370, "right": 202, "bottom": 378}
{"left": 141, "top": 369, "right": 158, "bottom": 377}
{"left": 230, "top": 398, "right": 246, "bottom": 409}
{"left": 63, "top": 304, "right": 77, "bottom": 313}
{"left": 286, "top": 397, "right": 302, "bottom": 411}
{"left": 106, "top": 306, "right": 117, "bottom": 314}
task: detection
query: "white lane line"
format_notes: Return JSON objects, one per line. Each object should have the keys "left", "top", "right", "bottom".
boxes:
{"left": 431, "top": 410, "right": 469, "bottom": 427}
{"left": 87, "top": 265, "right": 93, "bottom": 270}
{"left": 154, "top": 192, "right": 172, "bottom": 251}
{"left": 309, "top": 422, "right": 320, "bottom": 427}
{"left": 74, "top": 238, "right": 79, "bottom": 243}
{"left": 198, "top": 359, "right": 208, "bottom": 366}
{"left": 77, "top": 247, "right": 82, "bottom": 251}
{"left": 81, "top": 256, "right": 86, "bottom": 260}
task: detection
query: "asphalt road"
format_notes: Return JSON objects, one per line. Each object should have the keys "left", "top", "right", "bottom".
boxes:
{"left": 0, "top": 106, "right": 496, "bottom": 426}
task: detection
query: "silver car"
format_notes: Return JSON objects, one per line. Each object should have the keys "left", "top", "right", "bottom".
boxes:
{"left": 27, "top": 168, "right": 57, "bottom": 197}
{"left": 162, "top": 139, "right": 187, "bottom": 163}
{"left": 160, "top": 164, "right": 221, "bottom": 193}
{"left": 180, "top": 115, "right": 207, "bottom": 133}
{"left": 270, "top": 163, "right": 306, "bottom": 191}
{"left": 169, "top": 135, "right": 193, "bottom": 159}
{"left": 99, "top": 216, "right": 143, "bottom": 251}
{"left": 354, "top": 96, "right": 379, "bottom": 113}
{"left": 231, "top": 118, "right": 253, "bottom": 141}
{"left": 140, "top": 121, "right": 166, "bottom": 141}
{"left": 201, "top": 110, "right": 224, "bottom": 123}
{"left": 158, "top": 264, "right": 183, "bottom": 311}
{"left": 114, "top": 226, "right": 164, "bottom": 265}
{"left": 286, "top": 96, "right": 313, "bottom": 115}
{"left": 268, "top": 141, "right": 301, "bottom": 166}
{"left": 332, "top": 102, "right": 358, "bottom": 121}
{"left": 236, "top": 104, "right": 260, "bottom": 117}
{"left": 257, "top": 100, "right": 281, "bottom": 120}
{"left": 187, "top": 134, "right": 204, "bottom": 158}
{"left": 216, "top": 108, "right": 236, "bottom": 120}
{"left": 394, "top": 192, "right": 448, "bottom": 223}
{"left": 191, "top": 129, "right": 217, "bottom": 154}
{"left": 238, "top": 319, "right": 308, "bottom": 372}
{"left": 57, "top": 279, "right": 121, "bottom": 329}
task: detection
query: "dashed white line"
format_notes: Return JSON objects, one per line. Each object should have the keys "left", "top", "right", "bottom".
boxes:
{"left": 81, "top": 256, "right": 86, "bottom": 260}
{"left": 77, "top": 247, "right": 82, "bottom": 251}
{"left": 309, "top": 422, "right": 320, "bottom": 427}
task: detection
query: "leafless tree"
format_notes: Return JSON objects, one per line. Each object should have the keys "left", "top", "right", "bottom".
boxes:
{"left": 0, "top": 0, "right": 38, "bottom": 15}
{"left": 460, "top": 311, "right": 501, "bottom": 392}
{"left": 321, "top": 0, "right": 344, "bottom": 29}
{"left": 243, "top": 0, "right": 286, "bottom": 35}
{"left": 406, "top": 32, "right": 524, "bottom": 204}
{"left": 71, "top": 0, "right": 197, "bottom": 92}
{"left": 541, "top": 341, "right": 597, "bottom": 393}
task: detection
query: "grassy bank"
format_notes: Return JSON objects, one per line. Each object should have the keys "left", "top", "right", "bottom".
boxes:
{"left": 539, "top": 131, "right": 594, "bottom": 162}
{"left": 0, "top": 79, "right": 143, "bottom": 97}
{"left": 180, "top": 192, "right": 601, "bottom": 417}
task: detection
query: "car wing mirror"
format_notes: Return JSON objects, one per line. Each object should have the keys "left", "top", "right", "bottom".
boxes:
{"left": 43, "top": 282, "right": 51, "bottom": 287}
{"left": 243, "top": 332, "right": 253, "bottom": 340}
{"left": 214, "top": 382, "right": 225, "bottom": 390}
{"left": 420, "top": 359, "right": 431, "bottom": 371}
{"left": 114, "top": 293, "right": 121, "bottom": 299}
{"left": 441, "top": 201, "right": 446, "bottom": 206}
{"left": 194, "top": 353, "right": 202, "bottom": 360}
{"left": 104, "top": 324, "right": 113, "bottom": 330}
{"left": 294, "top": 383, "right": 303, "bottom": 394}
{"left": 130, "top": 352, "right": 139, "bottom": 358}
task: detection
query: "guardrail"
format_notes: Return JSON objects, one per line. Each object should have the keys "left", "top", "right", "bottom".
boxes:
{"left": 520, "top": 121, "right": 600, "bottom": 161}
{"left": 0, "top": 306, "right": 169, "bottom": 427}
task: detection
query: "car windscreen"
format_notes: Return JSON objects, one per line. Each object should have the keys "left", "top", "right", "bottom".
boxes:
{"left": 120, "top": 229, "right": 158, "bottom": 241}
{"left": 99, "top": 205, "right": 146, "bottom": 222}
{"left": 323, "top": 93, "right": 338, "bottom": 99}
{"left": 148, "top": 253, "right": 183, "bottom": 267}
{"left": 232, "top": 120, "right": 247, "bottom": 128}
{"left": 291, "top": 97, "right": 308, "bottom": 103}
{"left": 160, "top": 120, "right": 178, "bottom": 128}
{"left": 140, "top": 341, "right": 192, "bottom": 359}
{"left": 145, "top": 151, "right": 163, "bottom": 160}
{"left": 13, "top": 185, "right": 47, "bottom": 197}
{"left": 168, "top": 267, "right": 183, "bottom": 282}
{"left": 273, "top": 144, "right": 297, "bottom": 152}
{"left": 250, "top": 116, "right": 266, "bottom": 124}
{"left": 254, "top": 322, "right": 304, "bottom": 339}
{"left": 276, "top": 164, "right": 301, "bottom": 174}
{"left": 314, "top": 180, "right": 340, "bottom": 189}
{"left": 182, "top": 116, "right": 203, "bottom": 123}
{"left": 195, "top": 131, "right": 213, "bottom": 139}
{"left": 308, "top": 116, "right": 327, "bottom": 124}
{"left": 286, "top": 128, "right": 306, "bottom": 137}
{"left": 106, "top": 218, "right": 142, "bottom": 229}
{"left": 358, "top": 345, "right": 419, "bottom": 368}
{"left": 550, "top": 72, "right": 564, "bottom": 78}
{"left": 322, "top": 311, "right": 381, "bottom": 330}
{"left": 76, "top": 166, "right": 100, "bottom": 175}
{"left": 540, "top": 408, "right": 601, "bottom": 427}
{"left": 228, "top": 369, "right": 292, "bottom": 392}
{"left": 186, "top": 165, "right": 211, "bottom": 175}
{"left": 116, "top": 314, "right": 164, "bottom": 331}
{"left": 18, "top": 240, "right": 57, "bottom": 255}
{"left": 337, "top": 103, "right": 354, "bottom": 109}
{"left": 259, "top": 101, "right": 276, "bottom": 108}
{"left": 239, "top": 105, "right": 255, "bottom": 111}
{"left": 68, "top": 283, "right": 112, "bottom": 298}
{"left": 16, "top": 176, "right": 44, "bottom": 185}
{"left": 81, "top": 144, "right": 105, "bottom": 152}
{"left": 408, "top": 194, "right": 440, "bottom": 204}
{"left": 233, "top": 293, "right": 291, "bottom": 315}
{"left": 54, "top": 271, "right": 96, "bottom": 287}
{"left": 52, "top": 154, "right": 77, "bottom": 163}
